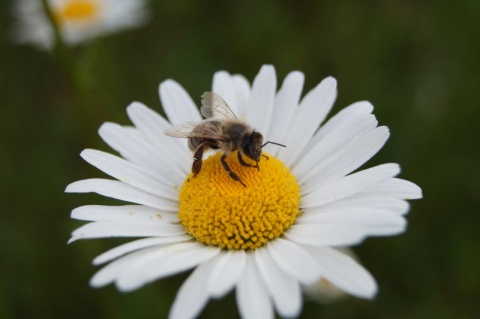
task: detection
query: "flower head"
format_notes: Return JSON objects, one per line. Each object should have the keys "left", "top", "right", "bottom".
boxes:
{"left": 11, "top": 0, "right": 149, "bottom": 50}
{"left": 67, "top": 65, "right": 422, "bottom": 318}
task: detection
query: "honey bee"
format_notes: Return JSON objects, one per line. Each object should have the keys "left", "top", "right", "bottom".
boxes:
{"left": 165, "top": 92, "right": 285, "bottom": 186}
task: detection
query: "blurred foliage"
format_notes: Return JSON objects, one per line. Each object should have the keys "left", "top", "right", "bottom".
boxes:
{"left": 1, "top": 0, "right": 479, "bottom": 318}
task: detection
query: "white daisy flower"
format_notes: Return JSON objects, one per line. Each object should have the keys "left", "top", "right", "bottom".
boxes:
{"left": 11, "top": 0, "right": 149, "bottom": 50}
{"left": 67, "top": 65, "right": 422, "bottom": 319}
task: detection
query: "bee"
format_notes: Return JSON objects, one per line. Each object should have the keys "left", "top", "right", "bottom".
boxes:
{"left": 165, "top": 92, "right": 285, "bottom": 187}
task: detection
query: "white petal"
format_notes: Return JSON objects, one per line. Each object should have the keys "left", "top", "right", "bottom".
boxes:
{"left": 236, "top": 256, "right": 273, "bottom": 319}
{"left": 207, "top": 250, "right": 247, "bottom": 298}
{"left": 300, "top": 126, "right": 390, "bottom": 194}
{"left": 285, "top": 224, "right": 366, "bottom": 247}
{"left": 71, "top": 205, "right": 179, "bottom": 223}
{"left": 307, "top": 247, "right": 378, "bottom": 299}
{"left": 90, "top": 248, "right": 155, "bottom": 288}
{"left": 301, "top": 163, "right": 400, "bottom": 207}
{"left": 212, "top": 71, "right": 241, "bottom": 116}
{"left": 363, "top": 178, "right": 423, "bottom": 200}
{"left": 99, "top": 123, "right": 186, "bottom": 184}
{"left": 93, "top": 235, "right": 192, "bottom": 265}
{"left": 266, "top": 238, "right": 321, "bottom": 285}
{"left": 315, "top": 195, "right": 410, "bottom": 215}
{"left": 81, "top": 149, "right": 178, "bottom": 200}
{"left": 126, "top": 102, "right": 191, "bottom": 164}
{"left": 303, "top": 101, "right": 374, "bottom": 154}
{"left": 159, "top": 79, "right": 202, "bottom": 125}
{"left": 266, "top": 71, "right": 305, "bottom": 157}
{"left": 232, "top": 74, "right": 251, "bottom": 112}
{"left": 245, "top": 65, "right": 277, "bottom": 134}
{"left": 99, "top": 123, "right": 153, "bottom": 168}
{"left": 277, "top": 77, "right": 337, "bottom": 166}
{"left": 293, "top": 113, "right": 377, "bottom": 181}
{"left": 318, "top": 100, "right": 374, "bottom": 133}
{"left": 297, "top": 208, "right": 406, "bottom": 236}
{"left": 169, "top": 258, "right": 217, "bottom": 319}
{"left": 69, "top": 221, "right": 184, "bottom": 243}
{"left": 102, "top": 0, "right": 149, "bottom": 31}
{"left": 254, "top": 248, "right": 302, "bottom": 318}
{"left": 116, "top": 242, "right": 220, "bottom": 292}
{"left": 65, "top": 179, "right": 178, "bottom": 211}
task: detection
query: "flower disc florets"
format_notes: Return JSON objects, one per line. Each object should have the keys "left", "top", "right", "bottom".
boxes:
{"left": 179, "top": 152, "right": 300, "bottom": 250}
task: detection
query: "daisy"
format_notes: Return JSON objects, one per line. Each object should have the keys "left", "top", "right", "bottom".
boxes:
{"left": 67, "top": 65, "right": 422, "bottom": 318}
{"left": 11, "top": 0, "right": 149, "bottom": 50}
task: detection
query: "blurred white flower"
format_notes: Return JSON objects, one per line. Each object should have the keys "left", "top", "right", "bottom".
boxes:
{"left": 67, "top": 65, "right": 422, "bottom": 318}
{"left": 11, "top": 0, "right": 150, "bottom": 50}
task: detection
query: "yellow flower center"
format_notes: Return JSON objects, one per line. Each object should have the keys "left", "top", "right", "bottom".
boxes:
{"left": 179, "top": 152, "right": 300, "bottom": 250}
{"left": 55, "top": 0, "right": 98, "bottom": 23}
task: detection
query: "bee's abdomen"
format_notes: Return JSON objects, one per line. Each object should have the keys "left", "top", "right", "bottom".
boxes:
{"left": 189, "top": 137, "right": 220, "bottom": 151}
{"left": 188, "top": 121, "right": 222, "bottom": 151}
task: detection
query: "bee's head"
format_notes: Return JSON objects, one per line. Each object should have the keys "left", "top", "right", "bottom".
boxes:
{"left": 242, "top": 131, "right": 264, "bottom": 162}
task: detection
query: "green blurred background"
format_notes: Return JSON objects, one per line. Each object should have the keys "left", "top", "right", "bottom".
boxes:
{"left": 1, "top": 1, "right": 479, "bottom": 318}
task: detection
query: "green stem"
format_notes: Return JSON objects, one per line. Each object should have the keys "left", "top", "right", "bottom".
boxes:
{"left": 39, "top": 0, "right": 98, "bottom": 140}
{"left": 39, "top": 0, "right": 79, "bottom": 89}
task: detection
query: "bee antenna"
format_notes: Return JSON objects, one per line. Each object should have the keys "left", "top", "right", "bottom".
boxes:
{"left": 262, "top": 141, "right": 286, "bottom": 148}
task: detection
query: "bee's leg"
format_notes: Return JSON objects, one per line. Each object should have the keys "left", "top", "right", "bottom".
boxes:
{"left": 238, "top": 152, "right": 261, "bottom": 171}
{"left": 221, "top": 154, "right": 246, "bottom": 187}
{"left": 192, "top": 144, "right": 205, "bottom": 177}
{"left": 237, "top": 152, "right": 257, "bottom": 168}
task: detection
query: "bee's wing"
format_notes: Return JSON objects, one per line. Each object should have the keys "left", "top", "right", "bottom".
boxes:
{"left": 201, "top": 92, "right": 238, "bottom": 120}
{"left": 164, "top": 120, "right": 225, "bottom": 140}
{"left": 164, "top": 121, "right": 199, "bottom": 138}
